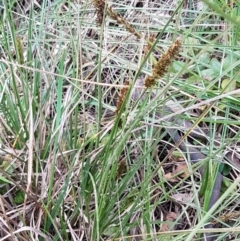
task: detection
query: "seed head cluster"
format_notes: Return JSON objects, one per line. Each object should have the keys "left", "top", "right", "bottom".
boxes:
{"left": 144, "top": 38, "right": 182, "bottom": 88}
{"left": 107, "top": 7, "right": 141, "bottom": 39}
{"left": 115, "top": 80, "right": 129, "bottom": 115}
{"left": 93, "top": 0, "right": 106, "bottom": 26}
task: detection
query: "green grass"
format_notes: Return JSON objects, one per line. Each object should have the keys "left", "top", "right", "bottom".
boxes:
{"left": 1, "top": 0, "right": 240, "bottom": 240}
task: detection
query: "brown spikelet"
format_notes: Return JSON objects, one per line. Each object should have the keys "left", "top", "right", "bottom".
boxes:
{"left": 115, "top": 80, "right": 129, "bottom": 115}
{"left": 144, "top": 38, "right": 182, "bottom": 88}
{"left": 143, "top": 33, "right": 156, "bottom": 56}
{"left": 144, "top": 75, "right": 157, "bottom": 88}
{"left": 116, "top": 159, "right": 127, "bottom": 179}
{"left": 93, "top": 0, "right": 106, "bottom": 26}
{"left": 211, "top": 211, "right": 240, "bottom": 225}
{"left": 16, "top": 37, "right": 24, "bottom": 65}
{"left": 107, "top": 7, "right": 141, "bottom": 39}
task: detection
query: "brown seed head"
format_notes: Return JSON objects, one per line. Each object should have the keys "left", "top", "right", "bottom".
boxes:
{"left": 144, "top": 38, "right": 182, "bottom": 88}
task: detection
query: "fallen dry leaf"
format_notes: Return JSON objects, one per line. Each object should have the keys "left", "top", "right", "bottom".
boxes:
{"left": 173, "top": 163, "right": 190, "bottom": 178}
{"left": 161, "top": 212, "right": 179, "bottom": 231}
{"left": 164, "top": 172, "right": 178, "bottom": 182}
{"left": 171, "top": 193, "right": 193, "bottom": 205}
